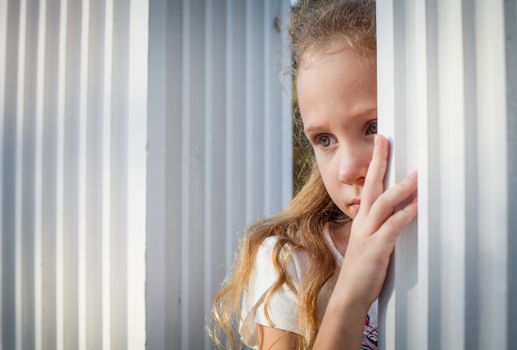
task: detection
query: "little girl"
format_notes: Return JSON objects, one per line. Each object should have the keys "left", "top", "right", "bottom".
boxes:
{"left": 210, "top": 1, "right": 418, "bottom": 349}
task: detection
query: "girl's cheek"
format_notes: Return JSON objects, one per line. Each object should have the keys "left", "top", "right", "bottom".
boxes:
{"left": 314, "top": 157, "right": 325, "bottom": 175}
{"left": 318, "top": 158, "right": 340, "bottom": 183}
{"left": 314, "top": 154, "right": 333, "bottom": 173}
{"left": 314, "top": 156, "right": 330, "bottom": 177}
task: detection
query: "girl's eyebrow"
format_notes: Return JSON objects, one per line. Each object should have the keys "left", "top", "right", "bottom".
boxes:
{"left": 350, "top": 107, "right": 377, "bottom": 119}
{"left": 304, "top": 125, "right": 325, "bottom": 135}
{"left": 303, "top": 108, "right": 377, "bottom": 134}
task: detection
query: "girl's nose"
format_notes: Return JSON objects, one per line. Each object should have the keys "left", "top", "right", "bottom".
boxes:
{"left": 337, "top": 146, "right": 370, "bottom": 185}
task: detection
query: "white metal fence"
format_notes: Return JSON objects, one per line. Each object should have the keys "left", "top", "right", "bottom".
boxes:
{"left": 0, "top": 0, "right": 292, "bottom": 349}
{"left": 146, "top": 0, "right": 292, "bottom": 349}
{"left": 1, "top": 0, "right": 149, "bottom": 349}
{"left": 3, "top": 0, "right": 517, "bottom": 349}
{"left": 377, "top": 0, "right": 516, "bottom": 349}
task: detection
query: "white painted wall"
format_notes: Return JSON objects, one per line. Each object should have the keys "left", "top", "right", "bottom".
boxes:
{"left": 377, "top": 1, "right": 517, "bottom": 349}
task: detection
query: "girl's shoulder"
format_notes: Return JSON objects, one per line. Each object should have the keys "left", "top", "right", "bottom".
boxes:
{"left": 256, "top": 235, "right": 310, "bottom": 281}
{"left": 239, "top": 235, "right": 309, "bottom": 347}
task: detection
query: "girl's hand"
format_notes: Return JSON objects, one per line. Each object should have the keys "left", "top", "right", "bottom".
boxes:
{"left": 333, "top": 134, "right": 418, "bottom": 310}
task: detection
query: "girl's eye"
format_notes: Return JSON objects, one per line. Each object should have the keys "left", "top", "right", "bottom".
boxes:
{"left": 315, "top": 134, "right": 336, "bottom": 148}
{"left": 366, "top": 121, "right": 377, "bottom": 135}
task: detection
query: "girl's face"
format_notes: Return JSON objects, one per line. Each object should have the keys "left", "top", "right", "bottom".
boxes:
{"left": 297, "top": 40, "right": 377, "bottom": 219}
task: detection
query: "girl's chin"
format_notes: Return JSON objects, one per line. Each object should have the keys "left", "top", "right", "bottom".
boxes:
{"left": 342, "top": 204, "right": 360, "bottom": 219}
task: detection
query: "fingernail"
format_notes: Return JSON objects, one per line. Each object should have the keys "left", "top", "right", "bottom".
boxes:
{"left": 409, "top": 169, "right": 418, "bottom": 179}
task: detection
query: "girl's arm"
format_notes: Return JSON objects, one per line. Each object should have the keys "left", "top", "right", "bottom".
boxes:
{"left": 312, "top": 135, "right": 418, "bottom": 349}
{"left": 256, "top": 298, "right": 368, "bottom": 350}
{"left": 312, "top": 297, "right": 368, "bottom": 349}
{"left": 256, "top": 325, "right": 302, "bottom": 349}
{"left": 256, "top": 302, "right": 365, "bottom": 350}
{"left": 258, "top": 136, "right": 417, "bottom": 349}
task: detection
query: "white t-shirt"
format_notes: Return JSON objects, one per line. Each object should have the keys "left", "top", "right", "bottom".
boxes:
{"left": 239, "top": 231, "right": 378, "bottom": 349}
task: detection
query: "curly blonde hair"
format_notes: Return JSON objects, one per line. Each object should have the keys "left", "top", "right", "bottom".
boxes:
{"left": 209, "top": 1, "right": 376, "bottom": 348}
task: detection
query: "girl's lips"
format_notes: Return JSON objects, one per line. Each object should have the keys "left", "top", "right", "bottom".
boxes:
{"left": 349, "top": 200, "right": 361, "bottom": 214}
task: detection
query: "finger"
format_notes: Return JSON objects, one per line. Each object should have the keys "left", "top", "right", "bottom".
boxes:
{"left": 375, "top": 196, "right": 418, "bottom": 245}
{"left": 360, "top": 135, "right": 389, "bottom": 214}
{"left": 364, "top": 171, "right": 417, "bottom": 233}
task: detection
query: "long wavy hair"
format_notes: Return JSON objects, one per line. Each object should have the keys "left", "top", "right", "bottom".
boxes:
{"left": 209, "top": 1, "right": 376, "bottom": 348}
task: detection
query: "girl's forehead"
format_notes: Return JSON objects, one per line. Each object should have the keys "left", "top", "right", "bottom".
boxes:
{"left": 296, "top": 41, "right": 377, "bottom": 128}
{"left": 296, "top": 49, "right": 376, "bottom": 95}
{"left": 298, "top": 37, "right": 375, "bottom": 72}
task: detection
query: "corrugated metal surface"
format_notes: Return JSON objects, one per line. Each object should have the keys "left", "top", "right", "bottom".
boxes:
{"left": 1, "top": 0, "right": 292, "bottom": 349}
{"left": 8, "top": 0, "right": 517, "bottom": 349}
{"left": 377, "top": 1, "right": 516, "bottom": 349}
{"left": 0, "top": 0, "right": 148, "bottom": 348}
{"left": 145, "top": 0, "right": 292, "bottom": 349}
